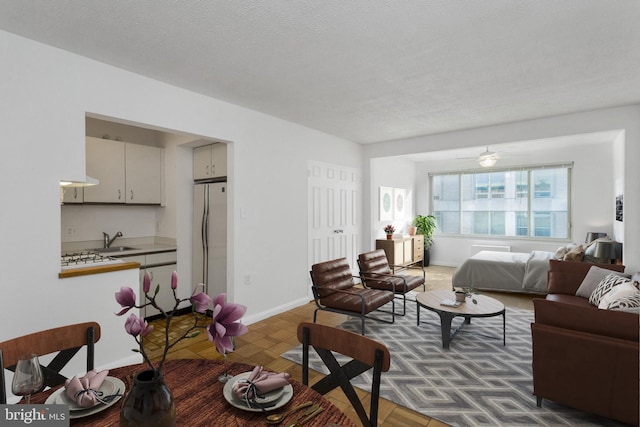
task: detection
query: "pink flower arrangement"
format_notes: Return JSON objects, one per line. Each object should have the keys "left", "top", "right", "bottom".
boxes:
{"left": 207, "top": 294, "right": 248, "bottom": 354}
{"left": 115, "top": 271, "right": 247, "bottom": 374}
{"left": 384, "top": 224, "right": 396, "bottom": 234}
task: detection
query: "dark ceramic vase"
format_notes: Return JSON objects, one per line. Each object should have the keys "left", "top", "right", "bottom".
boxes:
{"left": 120, "top": 370, "right": 176, "bottom": 427}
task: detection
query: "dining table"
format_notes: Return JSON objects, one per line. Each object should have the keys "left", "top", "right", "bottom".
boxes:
{"left": 30, "top": 359, "right": 356, "bottom": 426}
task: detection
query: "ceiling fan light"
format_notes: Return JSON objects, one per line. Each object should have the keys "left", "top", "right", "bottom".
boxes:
{"left": 478, "top": 156, "right": 497, "bottom": 167}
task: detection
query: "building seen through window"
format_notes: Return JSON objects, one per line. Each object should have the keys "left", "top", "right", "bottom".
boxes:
{"left": 431, "top": 166, "right": 570, "bottom": 239}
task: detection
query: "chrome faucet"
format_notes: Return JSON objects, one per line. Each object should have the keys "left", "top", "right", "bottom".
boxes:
{"left": 103, "top": 231, "right": 123, "bottom": 248}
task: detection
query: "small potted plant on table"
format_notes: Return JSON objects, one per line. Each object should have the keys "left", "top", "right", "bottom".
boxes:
{"left": 454, "top": 287, "right": 478, "bottom": 304}
{"left": 384, "top": 224, "right": 395, "bottom": 240}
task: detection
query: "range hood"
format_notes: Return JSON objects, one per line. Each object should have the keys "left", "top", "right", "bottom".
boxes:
{"left": 60, "top": 176, "right": 99, "bottom": 205}
{"left": 59, "top": 175, "right": 99, "bottom": 187}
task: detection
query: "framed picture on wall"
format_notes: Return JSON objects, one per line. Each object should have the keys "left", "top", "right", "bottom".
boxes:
{"left": 616, "top": 194, "right": 623, "bottom": 222}
{"left": 379, "top": 186, "right": 393, "bottom": 221}
{"left": 393, "top": 188, "right": 406, "bottom": 220}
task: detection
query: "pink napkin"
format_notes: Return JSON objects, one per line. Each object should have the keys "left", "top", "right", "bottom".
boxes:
{"left": 232, "top": 366, "right": 290, "bottom": 399}
{"left": 64, "top": 369, "right": 109, "bottom": 407}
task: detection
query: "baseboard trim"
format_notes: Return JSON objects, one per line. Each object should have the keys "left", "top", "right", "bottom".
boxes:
{"left": 243, "top": 297, "right": 311, "bottom": 326}
{"left": 146, "top": 298, "right": 312, "bottom": 326}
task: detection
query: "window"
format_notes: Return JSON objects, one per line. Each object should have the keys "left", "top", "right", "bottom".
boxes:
{"left": 431, "top": 165, "right": 571, "bottom": 239}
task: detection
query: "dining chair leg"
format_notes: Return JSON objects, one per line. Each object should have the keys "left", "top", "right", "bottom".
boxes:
{"left": 301, "top": 328, "right": 309, "bottom": 386}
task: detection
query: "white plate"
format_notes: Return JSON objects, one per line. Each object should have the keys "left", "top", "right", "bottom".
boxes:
{"left": 223, "top": 372, "right": 292, "bottom": 412}
{"left": 231, "top": 373, "right": 284, "bottom": 404}
{"left": 45, "top": 376, "right": 125, "bottom": 419}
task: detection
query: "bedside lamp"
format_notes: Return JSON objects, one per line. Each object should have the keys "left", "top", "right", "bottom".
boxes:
{"left": 585, "top": 232, "right": 607, "bottom": 243}
{"left": 594, "top": 240, "right": 623, "bottom": 264}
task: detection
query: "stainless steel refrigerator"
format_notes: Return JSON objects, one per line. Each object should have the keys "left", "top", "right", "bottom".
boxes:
{"left": 193, "top": 182, "right": 227, "bottom": 299}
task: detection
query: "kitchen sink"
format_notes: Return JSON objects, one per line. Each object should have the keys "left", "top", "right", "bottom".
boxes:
{"left": 92, "top": 246, "right": 138, "bottom": 253}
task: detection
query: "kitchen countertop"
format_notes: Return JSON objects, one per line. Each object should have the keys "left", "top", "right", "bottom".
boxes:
{"left": 59, "top": 238, "right": 177, "bottom": 279}
{"left": 100, "top": 243, "right": 178, "bottom": 257}
{"left": 58, "top": 261, "right": 141, "bottom": 279}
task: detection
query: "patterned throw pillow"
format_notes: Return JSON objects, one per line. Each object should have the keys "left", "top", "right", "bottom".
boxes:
{"left": 589, "top": 273, "right": 631, "bottom": 306}
{"left": 576, "top": 266, "right": 631, "bottom": 299}
{"left": 607, "top": 292, "right": 640, "bottom": 310}
{"left": 598, "top": 282, "right": 638, "bottom": 309}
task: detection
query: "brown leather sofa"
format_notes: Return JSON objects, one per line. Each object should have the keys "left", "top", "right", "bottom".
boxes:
{"left": 531, "top": 260, "right": 639, "bottom": 426}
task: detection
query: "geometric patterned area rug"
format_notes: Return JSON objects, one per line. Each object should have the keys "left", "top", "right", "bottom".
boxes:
{"left": 281, "top": 304, "right": 626, "bottom": 427}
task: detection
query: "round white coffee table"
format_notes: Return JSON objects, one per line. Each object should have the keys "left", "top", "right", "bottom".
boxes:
{"left": 416, "top": 290, "right": 506, "bottom": 349}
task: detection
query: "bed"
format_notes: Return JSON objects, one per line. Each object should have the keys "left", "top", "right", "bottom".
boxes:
{"left": 452, "top": 250, "right": 556, "bottom": 294}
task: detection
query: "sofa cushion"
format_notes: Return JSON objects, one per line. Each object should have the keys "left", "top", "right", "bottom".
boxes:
{"left": 575, "top": 266, "right": 631, "bottom": 298}
{"left": 545, "top": 293, "right": 592, "bottom": 308}
{"left": 589, "top": 273, "right": 630, "bottom": 306}
{"left": 597, "top": 282, "right": 637, "bottom": 309}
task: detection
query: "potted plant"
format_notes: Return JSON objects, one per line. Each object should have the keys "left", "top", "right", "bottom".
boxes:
{"left": 413, "top": 214, "right": 437, "bottom": 266}
{"left": 454, "top": 287, "right": 478, "bottom": 304}
{"left": 383, "top": 224, "right": 395, "bottom": 240}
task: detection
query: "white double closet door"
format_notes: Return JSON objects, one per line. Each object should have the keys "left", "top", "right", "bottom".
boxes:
{"left": 307, "top": 161, "right": 361, "bottom": 299}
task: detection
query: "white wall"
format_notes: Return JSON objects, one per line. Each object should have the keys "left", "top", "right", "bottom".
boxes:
{"left": 363, "top": 105, "right": 640, "bottom": 273}
{"left": 0, "top": 30, "right": 361, "bottom": 373}
{"left": 368, "top": 156, "right": 416, "bottom": 246}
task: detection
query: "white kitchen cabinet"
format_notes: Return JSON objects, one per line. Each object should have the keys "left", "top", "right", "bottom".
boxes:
{"left": 62, "top": 186, "right": 83, "bottom": 204}
{"left": 125, "top": 143, "right": 162, "bottom": 204}
{"left": 84, "top": 137, "right": 162, "bottom": 204}
{"left": 193, "top": 143, "right": 227, "bottom": 180}
{"left": 84, "top": 137, "right": 126, "bottom": 203}
{"left": 117, "top": 251, "right": 177, "bottom": 319}
{"left": 144, "top": 263, "right": 177, "bottom": 318}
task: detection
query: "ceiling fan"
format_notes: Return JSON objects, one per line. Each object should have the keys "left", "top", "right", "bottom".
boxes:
{"left": 477, "top": 147, "right": 499, "bottom": 167}
{"left": 456, "top": 146, "right": 501, "bottom": 167}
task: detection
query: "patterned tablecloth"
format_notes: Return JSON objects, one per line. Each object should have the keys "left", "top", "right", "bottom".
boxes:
{"left": 30, "top": 359, "right": 355, "bottom": 426}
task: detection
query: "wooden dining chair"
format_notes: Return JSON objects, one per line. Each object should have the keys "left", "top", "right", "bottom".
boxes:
{"left": 297, "top": 322, "right": 391, "bottom": 427}
{"left": 0, "top": 321, "right": 101, "bottom": 403}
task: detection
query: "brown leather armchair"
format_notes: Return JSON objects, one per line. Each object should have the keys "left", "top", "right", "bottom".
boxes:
{"left": 357, "top": 249, "right": 425, "bottom": 315}
{"left": 310, "top": 257, "right": 395, "bottom": 335}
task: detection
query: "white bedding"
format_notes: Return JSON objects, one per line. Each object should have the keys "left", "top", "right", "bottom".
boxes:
{"left": 452, "top": 250, "right": 555, "bottom": 294}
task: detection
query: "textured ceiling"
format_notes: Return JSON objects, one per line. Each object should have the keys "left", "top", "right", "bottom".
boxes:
{"left": 1, "top": 1, "right": 639, "bottom": 144}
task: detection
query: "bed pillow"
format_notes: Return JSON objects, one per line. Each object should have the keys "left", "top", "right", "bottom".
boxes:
{"left": 576, "top": 266, "right": 631, "bottom": 298}
{"left": 563, "top": 244, "right": 584, "bottom": 262}
{"left": 597, "top": 282, "right": 638, "bottom": 309}
{"left": 589, "top": 273, "right": 630, "bottom": 306}
{"left": 554, "top": 246, "right": 568, "bottom": 260}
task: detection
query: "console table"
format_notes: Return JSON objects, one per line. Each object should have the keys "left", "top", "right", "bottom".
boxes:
{"left": 376, "top": 235, "right": 424, "bottom": 273}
